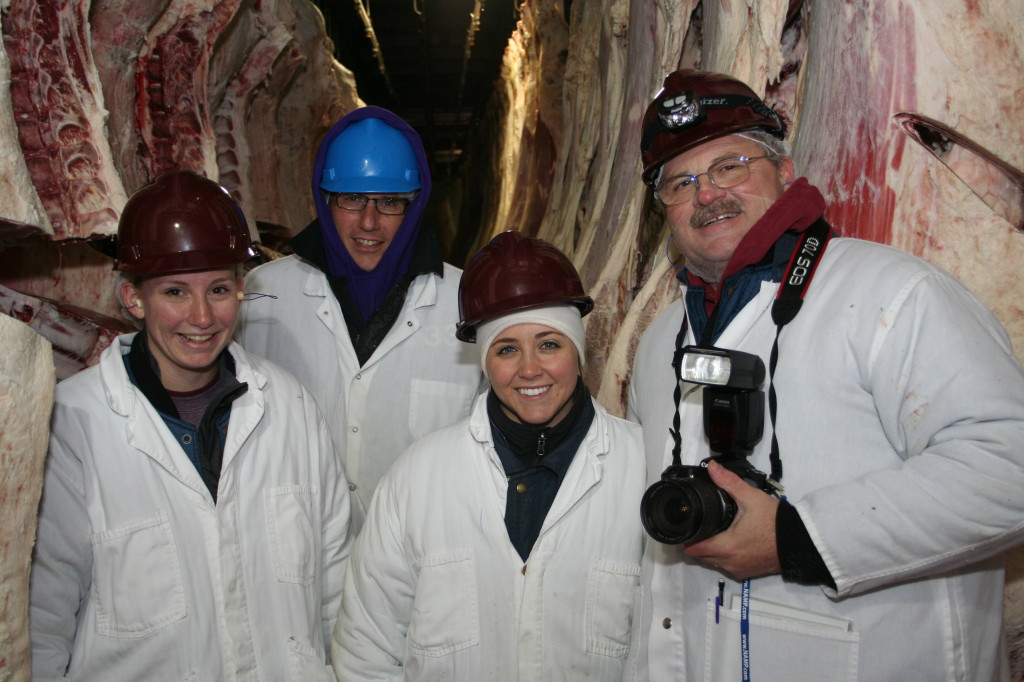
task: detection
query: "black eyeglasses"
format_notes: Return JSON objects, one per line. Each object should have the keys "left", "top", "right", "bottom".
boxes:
{"left": 332, "top": 193, "right": 413, "bottom": 215}
{"left": 656, "top": 155, "right": 778, "bottom": 206}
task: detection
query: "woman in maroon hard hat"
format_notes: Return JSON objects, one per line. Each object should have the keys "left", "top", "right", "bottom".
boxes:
{"left": 30, "top": 171, "right": 350, "bottom": 681}
{"left": 331, "top": 231, "right": 646, "bottom": 681}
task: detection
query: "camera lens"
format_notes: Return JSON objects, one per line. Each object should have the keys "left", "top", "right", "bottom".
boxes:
{"left": 640, "top": 468, "right": 736, "bottom": 544}
{"left": 641, "top": 482, "right": 700, "bottom": 544}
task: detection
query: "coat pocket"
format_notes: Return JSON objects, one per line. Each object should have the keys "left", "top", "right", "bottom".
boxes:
{"left": 265, "top": 485, "right": 318, "bottom": 585}
{"left": 407, "top": 549, "right": 480, "bottom": 657}
{"left": 585, "top": 558, "right": 641, "bottom": 658}
{"left": 286, "top": 635, "right": 336, "bottom": 682}
{"left": 705, "top": 592, "right": 860, "bottom": 682}
{"left": 92, "top": 511, "right": 187, "bottom": 638}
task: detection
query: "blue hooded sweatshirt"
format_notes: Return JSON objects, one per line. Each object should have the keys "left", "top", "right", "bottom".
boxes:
{"left": 310, "top": 106, "right": 434, "bottom": 322}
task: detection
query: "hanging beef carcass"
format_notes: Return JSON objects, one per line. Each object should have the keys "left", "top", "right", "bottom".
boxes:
{"left": 0, "top": 0, "right": 128, "bottom": 240}
{"left": 0, "top": 314, "right": 54, "bottom": 681}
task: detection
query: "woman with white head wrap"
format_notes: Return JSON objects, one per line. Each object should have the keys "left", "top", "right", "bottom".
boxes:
{"left": 333, "top": 231, "right": 647, "bottom": 680}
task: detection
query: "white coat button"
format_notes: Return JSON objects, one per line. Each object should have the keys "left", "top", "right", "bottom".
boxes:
{"left": 662, "top": 617, "right": 672, "bottom": 629}
{"left": 407, "top": 320, "right": 413, "bottom": 327}
{"left": 348, "top": 483, "right": 357, "bottom": 491}
{"left": 355, "top": 373, "right": 361, "bottom": 380}
{"left": 351, "top": 426, "right": 359, "bottom": 433}
{"left": 182, "top": 434, "right": 193, "bottom": 445}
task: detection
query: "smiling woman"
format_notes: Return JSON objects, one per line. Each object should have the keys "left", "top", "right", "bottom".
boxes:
{"left": 30, "top": 170, "right": 351, "bottom": 682}
{"left": 331, "top": 231, "right": 648, "bottom": 681}
{"left": 484, "top": 322, "right": 580, "bottom": 427}
{"left": 120, "top": 270, "right": 242, "bottom": 392}
{"left": 111, "top": 171, "right": 255, "bottom": 394}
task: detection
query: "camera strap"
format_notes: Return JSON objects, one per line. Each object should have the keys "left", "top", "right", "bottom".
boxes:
{"left": 772, "top": 218, "right": 832, "bottom": 325}
{"left": 766, "top": 218, "right": 833, "bottom": 482}
{"left": 668, "top": 315, "right": 691, "bottom": 467}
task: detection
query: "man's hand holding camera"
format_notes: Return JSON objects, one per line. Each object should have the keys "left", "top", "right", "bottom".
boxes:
{"left": 683, "top": 460, "right": 782, "bottom": 580}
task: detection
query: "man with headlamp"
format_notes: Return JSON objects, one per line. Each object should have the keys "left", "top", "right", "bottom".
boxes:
{"left": 626, "top": 69, "right": 1024, "bottom": 681}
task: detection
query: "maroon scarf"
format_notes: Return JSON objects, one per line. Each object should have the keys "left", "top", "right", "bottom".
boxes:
{"left": 689, "top": 178, "right": 827, "bottom": 315}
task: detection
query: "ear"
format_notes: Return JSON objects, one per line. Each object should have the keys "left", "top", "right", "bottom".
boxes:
{"left": 120, "top": 280, "right": 145, "bottom": 320}
{"left": 778, "top": 156, "right": 796, "bottom": 186}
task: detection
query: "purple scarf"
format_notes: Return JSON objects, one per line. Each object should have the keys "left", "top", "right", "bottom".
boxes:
{"left": 311, "top": 106, "right": 433, "bottom": 321}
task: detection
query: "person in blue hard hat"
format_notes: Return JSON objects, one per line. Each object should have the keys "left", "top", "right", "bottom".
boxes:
{"left": 237, "top": 107, "right": 483, "bottom": 536}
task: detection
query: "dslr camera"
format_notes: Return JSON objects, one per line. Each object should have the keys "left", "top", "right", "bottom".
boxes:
{"left": 641, "top": 346, "right": 779, "bottom": 544}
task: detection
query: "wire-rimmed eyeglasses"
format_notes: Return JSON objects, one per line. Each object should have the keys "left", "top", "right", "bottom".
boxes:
{"left": 332, "top": 193, "right": 413, "bottom": 215}
{"left": 656, "top": 155, "right": 778, "bottom": 206}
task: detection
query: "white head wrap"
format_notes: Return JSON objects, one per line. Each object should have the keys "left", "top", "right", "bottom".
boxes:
{"left": 476, "top": 304, "right": 585, "bottom": 378}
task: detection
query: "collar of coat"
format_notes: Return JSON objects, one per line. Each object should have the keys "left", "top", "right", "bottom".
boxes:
{"left": 487, "top": 377, "right": 594, "bottom": 470}
{"left": 125, "top": 331, "right": 248, "bottom": 501}
{"left": 289, "top": 220, "right": 446, "bottom": 363}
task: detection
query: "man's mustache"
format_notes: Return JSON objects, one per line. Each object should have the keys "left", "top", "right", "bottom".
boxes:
{"left": 690, "top": 197, "right": 744, "bottom": 229}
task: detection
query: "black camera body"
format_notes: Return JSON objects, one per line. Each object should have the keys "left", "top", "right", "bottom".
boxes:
{"left": 641, "top": 347, "right": 778, "bottom": 545}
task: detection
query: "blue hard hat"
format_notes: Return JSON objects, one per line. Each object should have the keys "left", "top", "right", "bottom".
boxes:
{"left": 320, "top": 118, "right": 421, "bottom": 193}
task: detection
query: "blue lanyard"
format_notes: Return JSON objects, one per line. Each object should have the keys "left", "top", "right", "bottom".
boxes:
{"left": 740, "top": 578, "right": 752, "bottom": 681}
{"left": 739, "top": 495, "right": 789, "bottom": 679}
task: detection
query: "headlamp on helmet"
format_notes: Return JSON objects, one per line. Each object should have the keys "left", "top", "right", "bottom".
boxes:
{"left": 658, "top": 91, "right": 705, "bottom": 130}
{"left": 640, "top": 70, "right": 787, "bottom": 188}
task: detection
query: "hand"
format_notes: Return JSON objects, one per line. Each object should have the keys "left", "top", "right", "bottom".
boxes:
{"left": 682, "top": 460, "right": 782, "bottom": 580}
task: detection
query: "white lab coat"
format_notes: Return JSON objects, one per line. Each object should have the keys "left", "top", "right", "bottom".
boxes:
{"left": 626, "top": 238, "right": 1024, "bottom": 682}
{"left": 331, "top": 393, "right": 647, "bottom": 681}
{"left": 238, "top": 257, "right": 483, "bottom": 535}
{"left": 30, "top": 335, "right": 351, "bottom": 682}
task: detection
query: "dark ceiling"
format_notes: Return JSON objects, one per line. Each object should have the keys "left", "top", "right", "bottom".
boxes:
{"left": 310, "top": 0, "right": 521, "bottom": 181}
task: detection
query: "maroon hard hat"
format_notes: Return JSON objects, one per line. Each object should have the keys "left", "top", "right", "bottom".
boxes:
{"left": 456, "top": 231, "right": 594, "bottom": 342}
{"left": 115, "top": 170, "right": 256, "bottom": 275}
{"left": 639, "top": 69, "right": 786, "bottom": 187}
